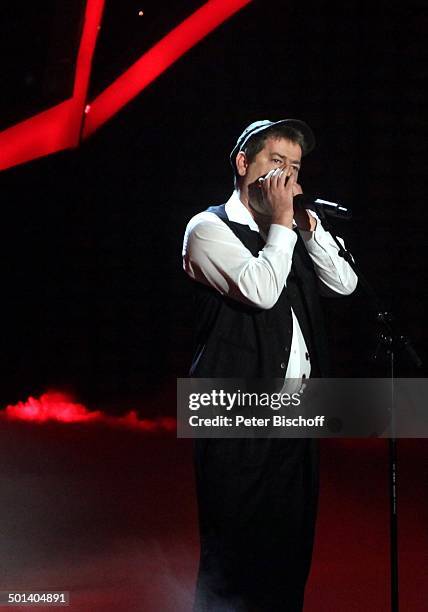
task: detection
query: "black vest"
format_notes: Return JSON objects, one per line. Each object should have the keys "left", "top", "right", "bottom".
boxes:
{"left": 189, "top": 204, "right": 329, "bottom": 378}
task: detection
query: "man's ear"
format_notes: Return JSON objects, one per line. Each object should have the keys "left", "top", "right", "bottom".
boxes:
{"left": 235, "top": 151, "right": 248, "bottom": 177}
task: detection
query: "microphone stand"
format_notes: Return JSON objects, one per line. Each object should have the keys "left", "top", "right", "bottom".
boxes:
{"left": 313, "top": 204, "right": 422, "bottom": 612}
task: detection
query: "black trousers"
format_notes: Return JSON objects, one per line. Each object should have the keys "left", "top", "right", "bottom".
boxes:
{"left": 193, "top": 438, "right": 319, "bottom": 612}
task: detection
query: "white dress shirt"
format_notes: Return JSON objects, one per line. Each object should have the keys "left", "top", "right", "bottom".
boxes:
{"left": 183, "top": 191, "right": 357, "bottom": 379}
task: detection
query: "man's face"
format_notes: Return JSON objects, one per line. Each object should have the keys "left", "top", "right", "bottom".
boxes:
{"left": 239, "top": 136, "right": 302, "bottom": 190}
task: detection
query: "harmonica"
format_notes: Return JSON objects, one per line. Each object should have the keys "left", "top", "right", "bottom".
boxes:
{"left": 257, "top": 171, "right": 291, "bottom": 185}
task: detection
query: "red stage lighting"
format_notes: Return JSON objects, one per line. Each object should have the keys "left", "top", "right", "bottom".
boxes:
{"left": 2, "top": 390, "right": 176, "bottom": 432}
{"left": 82, "top": 0, "right": 252, "bottom": 138}
{"left": 0, "top": 0, "right": 252, "bottom": 171}
{"left": 0, "top": 0, "right": 105, "bottom": 172}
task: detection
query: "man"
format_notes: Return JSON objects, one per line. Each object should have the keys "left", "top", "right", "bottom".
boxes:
{"left": 183, "top": 119, "right": 357, "bottom": 611}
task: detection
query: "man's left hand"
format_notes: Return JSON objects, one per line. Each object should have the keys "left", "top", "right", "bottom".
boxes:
{"left": 292, "top": 183, "right": 317, "bottom": 231}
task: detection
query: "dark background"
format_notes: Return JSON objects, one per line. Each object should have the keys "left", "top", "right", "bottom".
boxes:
{"left": 1, "top": 0, "right": 427, "bottom": 412}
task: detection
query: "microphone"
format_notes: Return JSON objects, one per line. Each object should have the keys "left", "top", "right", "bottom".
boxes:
{"left": 293, "top": 194, "right": 352, "bottom": 220}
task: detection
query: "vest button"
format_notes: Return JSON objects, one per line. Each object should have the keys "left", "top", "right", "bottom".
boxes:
{"left": 280, "top": 362, "right": 286, "bottom": 369}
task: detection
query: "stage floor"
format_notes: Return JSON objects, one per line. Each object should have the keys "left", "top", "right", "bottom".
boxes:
{"left": 0, "top": 420, "right": 426, "bottom": 611}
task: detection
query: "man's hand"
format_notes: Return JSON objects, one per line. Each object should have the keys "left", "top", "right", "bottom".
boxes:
{"left": 292, "top": 182, "right": 317, "bottom": 231}
{"left": 258, "top": 167, "right": 296, "bottom": 229}
{"left": 247, "top": 167, "right": 316, "bottom": 232}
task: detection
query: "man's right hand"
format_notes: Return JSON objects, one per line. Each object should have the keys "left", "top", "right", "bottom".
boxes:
{"left": 260, "top": 167, "right": 296, "bottom": 229}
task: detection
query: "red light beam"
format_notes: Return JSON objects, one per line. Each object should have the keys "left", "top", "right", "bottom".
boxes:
{"left": 0, "top": 0, "right": 105, "bottom": 172}
{"left": 0, "top": 0, "right": 252, "bottom": 171}
{"left": 82, "top": 0, "right": 252, "bottom": 138}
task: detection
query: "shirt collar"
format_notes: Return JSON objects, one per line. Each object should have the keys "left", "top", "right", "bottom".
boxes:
{"left": 225, "top": 190, "right": 260, "bottom": 231}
